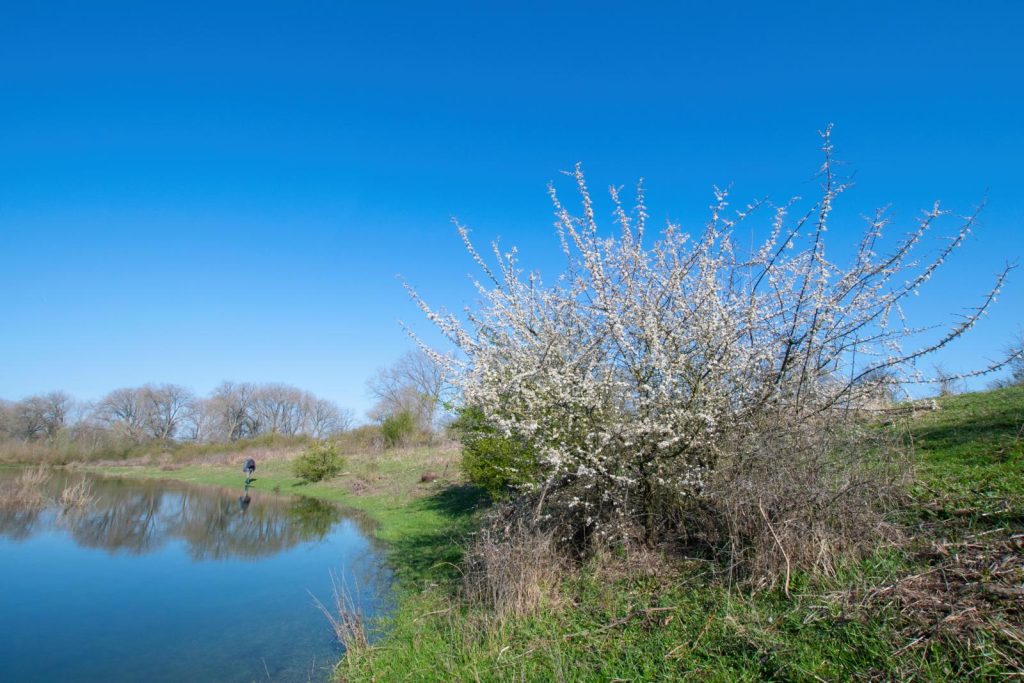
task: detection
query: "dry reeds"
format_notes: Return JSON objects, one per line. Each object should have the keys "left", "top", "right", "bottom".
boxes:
{"left": 312, "top": 571, "right": 370, "bottom": 653}
{"left": 57, "top": 478, "right": 95, "bottom": 511}
{"left": 462, "top": 520, "right": 566, "bottom": 619}
{"left": 0, "top": 467, "right": 51, "bottom": 509}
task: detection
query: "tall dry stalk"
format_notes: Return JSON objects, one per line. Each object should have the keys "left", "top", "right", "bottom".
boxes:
{"left": 312, "top": 571, "right": 369, "bottom": 653}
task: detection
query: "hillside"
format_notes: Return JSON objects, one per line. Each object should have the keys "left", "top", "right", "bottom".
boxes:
{"left": 100, "top": 386, "right": 1024, "bottom": 681}
{"left": 340, "top": 386, "right": 1024, "bottom": 682}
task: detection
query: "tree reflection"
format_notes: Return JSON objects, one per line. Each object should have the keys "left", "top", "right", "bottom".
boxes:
{"left": 0, "top": 471, "right": 354, "bottom": 560}
{"left": 0, "top": 506, "right": 46, "bottom": 541}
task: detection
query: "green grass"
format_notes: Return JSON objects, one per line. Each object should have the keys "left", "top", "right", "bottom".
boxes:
{"left": 909, "top": 385, "right": 1024, "bottom": 525}
{"left": 96, "top": 387, "right": 1024, "bottom": 681}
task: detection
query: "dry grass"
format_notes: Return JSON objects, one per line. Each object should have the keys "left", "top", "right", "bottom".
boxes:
{"left": 687, "top": 421, "right": 909, "bottom": 592}
{"left": 16, "top": 466, "right": 50, "bottom": 488}
{"left": 57, "top": 478, "right": 95, "bottom": 511}
{"left": 462, "top": 519, "right": 567, "bottom": 620}
{"left": 849, "top": 528, "right": 1024, "bottom": 670}
{"left": 313, "top": 571, "right": 370, "bottom": 654}
{"left": 337, "top": 442, "right": 461, "bottom": 498}
{"left": 0, "top": 466, "right": 51, "bottom": 508}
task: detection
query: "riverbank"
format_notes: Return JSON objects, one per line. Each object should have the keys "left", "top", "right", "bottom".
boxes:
{"left": 94, "top": 443, "right": 486, "bottom": 585}
{"left": 96, "top": 386, "right": 1024, "bottom": 681}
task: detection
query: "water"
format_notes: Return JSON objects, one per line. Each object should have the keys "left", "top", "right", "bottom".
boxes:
{"left": 0, "top": 469, "right": 393, "bottom": 682}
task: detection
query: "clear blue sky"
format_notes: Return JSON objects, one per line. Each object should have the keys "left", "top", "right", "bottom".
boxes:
{"left": 2, "top": 1, "right": 1022, "bottom": 415}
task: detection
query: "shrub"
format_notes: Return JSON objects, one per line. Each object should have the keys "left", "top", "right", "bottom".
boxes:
{"left": 334, "top": 424, "right": 385, "bottom": 452}
{"left": 451, "top": 407, "right": 538, "bottom": 498}
{"left": 409, "top": 130, "right": 1012, "bottom": 580}
{"left": 292, "top": 441, "right": 345, "bottom": 483}
{"left": 381, "top": 411, "right": 416, "bottom": 448}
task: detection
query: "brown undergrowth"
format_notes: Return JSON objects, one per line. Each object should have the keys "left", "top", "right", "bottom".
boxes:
{"left": 462, "top": 520, "right": 567, "bottom": 620}
{"left": 837, "top": 526, "right": 1024, "bottom": 673}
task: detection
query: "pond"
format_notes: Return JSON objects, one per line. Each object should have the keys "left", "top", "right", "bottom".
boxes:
{"left": 0, "top": 468, "right": 393, "bottom": 682}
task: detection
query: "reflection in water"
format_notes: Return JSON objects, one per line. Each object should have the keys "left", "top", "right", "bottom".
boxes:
{"left": 0, "top": 471, "right": 360, "bottom": 560}
{"left": 0, "top": 468, "right": 394, "bottom": 683}
{"left": 239, "top": 483, "right": 252, "bottom": 514}
{"left": 0, "top": 505, "right": 43, "bottom": 542}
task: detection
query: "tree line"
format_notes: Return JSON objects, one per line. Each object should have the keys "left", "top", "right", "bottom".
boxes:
{"left": 0, "top": 382, "right": 354, "bottom": 446}
{"left": 0, "top": 349, "right": 451, "bottom": 457}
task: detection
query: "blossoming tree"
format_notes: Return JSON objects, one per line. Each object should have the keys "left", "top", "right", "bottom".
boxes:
{"left": 409, "top": 128, "right": 1012, "bottom": 548}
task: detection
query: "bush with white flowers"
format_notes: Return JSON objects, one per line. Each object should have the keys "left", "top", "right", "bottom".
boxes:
{"left": 410, "top": 129, "right": 1010, "bottom": 554}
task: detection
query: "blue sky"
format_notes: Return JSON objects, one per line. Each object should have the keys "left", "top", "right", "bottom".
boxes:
{"left": 1, "top": 1, "right": 1022, "bottom": 415}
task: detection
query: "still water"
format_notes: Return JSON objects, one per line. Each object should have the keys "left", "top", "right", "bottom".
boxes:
{"left": 0, "top": 469, "right": 393, "bottom": 682}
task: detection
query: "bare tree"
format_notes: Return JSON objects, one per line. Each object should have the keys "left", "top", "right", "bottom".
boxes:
{"left": 208, "top": 382, "right": 258, "bottom": 441}
{"left": 251, "top": 383, "right": 309, "bottom": 436}
{"left": 11, "top": 391, "right": 75, "bottom": 440}
{"left": 142, "top": 384, "right": 196, "bottom": 440}
{"left": 1001, "top": 335, "right": 1024, "bottom": 387}
{"left": 41, "top": 391, "right": 74, "bottom": 437}
{"left": 932, "top": 363, "right": 962, "bottom": 397}
{"left": 96, "top": 388, "right": 148, "bottom": 441}
{"left": 308, "top": 398, "right": 353, "bottom": 438}
{"left": 367, "top": 350, "right": 446, "bottom": 430}
{"left": 3, "top": 381, "right": 356, "bottom": 446}
{"left": 180, "top": 398, "right": 214, "bottom": 442}
{"left": 12, "top": 397, "right": 47, "bottom": 440}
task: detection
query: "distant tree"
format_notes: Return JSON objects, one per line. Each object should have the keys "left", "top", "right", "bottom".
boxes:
{"left": 932, "top": 364, "right": 962, "bottom": 397}
{"left": 990, "top": 335, "right": 1024, "bottom": 389}
{"left": 1006, "top": 336, "right": 1024, "bottom": 386}
{"left": 252, "top": 383, "right": 314, "bottom": 436}
{"left": 308, "top": 398, "right": 352, "bottom": 438}
{"left": 208, "top": 382, "right": 258, "bottom": 441}
{"left": 2, "top": 381, "right": 354, "bottom": 447}
{"left": 142, "top": 384, "right": 196, "bottom": 440}
{"left": 96, "top": 388, "right": 148, "bottom": 441}
{"left": 41, "top": 391, "right": 74, "bottom": 437}
{"left": 12, "top": 396, "right": 47, "bottom": 440}
{"left": 367, "top": 350, "right": 446, "bottom": 430}
{"left": 178, "top": 398, "right": 213, "bottom": 442}
{"left": 0, "top": 400, "right": 14, "bottom": 439}
{"left": 11, "top": 391, "right": 76, "bottom": 440}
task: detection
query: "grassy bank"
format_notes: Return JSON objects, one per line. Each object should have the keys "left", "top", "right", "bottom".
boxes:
{"left": 95, "top": 443, "right": 487, "bottom": 586}
{"left": 97, "top": 387, "right": 1024, "bottom": 681}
